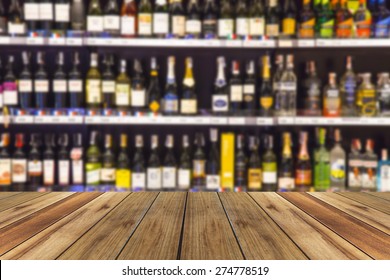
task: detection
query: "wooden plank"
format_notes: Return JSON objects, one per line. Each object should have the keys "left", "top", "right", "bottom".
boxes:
{"left": 0, "top": 192, "right": 47, "bottom": 212}
{"left": 309, "top": 193, "right": 390, "bottom": 235}
{"left": 219, "top": 193, "right": 307, "bottom": 260}
{"left": 280, "top": 193, "right": 390, "bottom": 260}
{"left": 58, "top": 192, "right": 158, "bottom": 260}
{"left": 337, "top": 193, "right": 390, "bottom": 215}
{"left": 250, "top": 193, "right": 371, "bottom": 260}
{"left": 117, "top": 192, "right": 186, "bottom": 260}
{"left": 0, "top": 192, "right": 20, "bottom": 200}
{"left": 0, "top": 192, "right": 74, "bottom": 229}
{"left": 0, "top": 192, "right": 101, "bottom": 256}
{"left": 368, "top": 192, "right": 390, "bottom": 201}
{"left": 180, "top": 193, "right": 244, "bottom": 260}
{"left": 1, "top": 193, "right": 128, "bottom": 260}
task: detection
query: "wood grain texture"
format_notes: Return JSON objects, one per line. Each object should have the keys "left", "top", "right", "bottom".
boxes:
{"left": 180, "top": 193, "right": 244, "bottom": 260}
{"left": 0, "top": 192, "right": 21, "bottom": 200}
{"left": 368, "top": 192, "right": 390, "bottom": 201}
{"left": 250, "top": 193, "right": 371, "bottom": 260}
{"left": 337, "top": 193, "right": 390, "bottom": 215}
{"left": 280, "top": 192, "right": 390, "bottom": 260}
{"left": 220, "top": 193, "right": 307, "bottom": 260}
{"left": 0, "top": 192, "right": 74, "bottom": 229}
{"left": 309, "top": 193, "right": 390, "bottom": 235}
{"left": 0, "top": 192, "right": 47, "bottom": 212}
{"left": 0, "top": 192, "right": 101, "bottom": 256}
{"left": 1, "top": 193, "right": 128, "bottom": 260}
{"left": 117, "top": 192, "right": 186, "bottom": 260}
{"left": 58, "top": 192, "right": 158, "bottom": 260}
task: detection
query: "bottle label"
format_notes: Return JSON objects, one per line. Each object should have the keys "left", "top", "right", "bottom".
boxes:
{"left": 324, "top": 95, "right": 341, "bottom": 116}
{"left": 162, "top": 167, "right": 177, "bottom": 189}
{"left": 193, "top": 160, "right": 206, "bottom": 177}
{"left": 362, "top": 160, "right": 377, "bottom": 189}
{"left": 0, "top": 159, "right": 11, "bottom": 185}
{"left": 3, "top": 82, "right": 18, "bottom": 105}
{"left": 244, "top": 85, "right": 255, "bottom": 95}
{"left": 218, "top": 19, "right": 234, "bottom": 37}
{"left": 282, "top": 18, "right": 296, "bottom": 36}
{"left": 278, "top": 177, "right": 295, "bottom": 191}
{"left": 336, "top": 19, "right": 353, "bottom": 38}
{"left": 163, "top": 94, "right": 179, "bottom": 112}
{"left": 121, "top": 16, "right": 135, "bottom": 35}
{"left": 262, "top": 163, "right": 277, "bottom": 183}
{"left": 153, "top": 13, "right": 169, "bottom": 34}
{"left": 104, "top": 15, "right": 120, "bottom": 30}
{"left": 19, "top": 80, "right": 33, "bottom": 93}
{"left": 379, "top": 88, "right": 390, "bottom": 113}
{"left": 180, "top": 99, "right": 197, "bottom": 114}
{"left": 132, "top": 172, "right": 146, "bottom": 190}
{"left": 206, "top": 175, "right": 220, "bottom": 190}
{"left": 131, "top": 89, "right": 146, "bottom": 107}
{"left": 280, "top": 82, "right": 297, "bottom": 91}
{"left": 28, "top": 160, "right": 42, "bottom": 176}
{"left": 72, "top": 159, "right": 83, "bottom": 184}
{"left": 203, "top": 19, "right": 217, "bottom": 35}
{"left": 356, "top": 18, "right": 372, "bottom": 38}
{"left": 115, "top": 85, "right": 130, "bottom": 106}
{"left": 147, "top": 168, "right": 161, "bottom": 190}
{"left": 55, "top": 4, "right": 70, "bottom": 22}
{"left": 87, "top": 79, "right": 102, "bottom": 103}
{"left": 236, "top": 18, "right": 249, "bottom": 36}
{"left": 87, "top": 16, "right": 104, "bottom": 32}
{"left": 295, "top": 170, "right": 312, "bottom": 185}
{"left": 58, "top": 160, "right": 70, "bottom": 185}
{"left": 249, "top": 18, "right": 265, "bottom": 36}
{"left": 172, "top": 16, "right": 186, "bottom": 36}
{"left": 186, "top": 20, "right": 201, "bottom": 34}
{"left": 34, "top": 80, "right": 49, "bottom": 93}
{"left": 248, "top": 168, "right": 262, "bottom": 190}
{"left": 39, "top": 3, "right": 53, "bottom": 20}
{"left": 230, "top": 85, "right": 243, "bottom": 102}
{"left": 68, "top": 80, "right": 83, "bottom": 93}
{"left": 260, "top": 97, "right": 274, "bottom": 110}
{"left": 320, "top": 19, "right": 334, "bottom": 38}
{"left": 54, "top": 80, "right": 67, "bottom": 93}
{"left": 178, "top": 168, "right": 191, "bottom": 189}
{"left": 101, "top": 168, "right": 116, "bottom": 182}
{"left": 116, "top": 169, "right": 131, "bottom": 189}
{"left": 266, "top": 24, "right": 279, "bottom": 37}
{"left": 8, "top": 23, "right": 26, "bottom": 35}
{"left": 212, "top": 95, "right": 229, "bottom": 112}
{"left": 86, "top": 163, "right": 101, "bottom": 184}
{"left": 102, "top": 80, "right": 115, "bottom": 93}
{"left": 43, "top": 159, "right": 55, "bottom": 185}
{"left": 330, "top": 159, "right": 346, "bottom": 182}
{"left": 299, "top": 19, "right": 315, "bottom": 38}
{"left": 343, "top": 79, "right": 356, "bottom": 105}
{"left": 375, "top": 18, "right": 390, "bottom": 38}
{"left": 138, "top": 13, "right": 152, "bottom": 35}
{"left": 360, "top": 89, "right": 377, "bottom": 116}
{"left": 348, "top": 159, "right": 362, "bottom": 188}
{"left": 379, "top": 165, "right": 390, "bottom": 191}
{"left": 12, "top": 159, "right": 27, "bottom": 183}
{"left": 24, "top": 3, "right": 40, "bottom": 21}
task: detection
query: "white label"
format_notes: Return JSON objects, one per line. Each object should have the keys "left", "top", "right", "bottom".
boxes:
{"left": 178, "top": 169, "right": 191, "bottom": 189}
{"left": 212, "top": 95, "right": 229, "bottom": 112}
{"left": 104, "top": 15, "right": 120, "bottom": 30}
{"left": 55, "top": 4, "right": 70, "bottom": 22}
{"left": 24, "top": 3, "right": 40, "bottom": 20}
{"left": 263, "top": 172, "right": 277, "bottom": 184}
{"left": 249, "top": 17, "right": 265, "bottom": 36}
{"left": 121, "top": 16, "right": 135, "bottom": 35}
{"left": 87, "top": 16, "right": 104, "bottom": 32}
{"left": 19, "top": 80, "right": 33, "bottom": 92}
{"left": 162, "top": 167, "right": 176, "bottom": 189}
{"left": 186, "top": 20, "right": 201, "bottom": 33}
{"left": 236, "top": 18, "right": 249, "bottom": 36}
{"left": 172, "top": 16, "right": 185, "bottom": 36}
{"left": 244, "top": 85, "right": 255, "bottom": 94}
{"left": 4, "top": 90, "right": 18, "bottom": 105}
{"left": 206, "top": 175, "right": 220, "bottom": 190}
{"left": 12, "top": 159, "right": 27, "bottom": 183}
{"left": 163, "top": 99, "right": 178, "bottom": 112}
{"left": 116, "top": 91, "right": 130, "bottom": 106}
{"left": 281, "top": 82, "right": 297, "bottom": 91}
{"left": 230, "top": 85, "right": 243, "bottom": 102}
{"left": 54, "top": 80, "right": 67, "bottom": 93}
{"left": 35, "top": 80, "right": 49, "bottom": 93}
{"left": 147, "top": 168, "right": 162, "bottom": 190}
{"left": 131, "top": 89, "right": 146, "bottom": 107}
{"left": 68, "top": 80, "right": 83, "bottom": 92}
{"left": 380, "top": 165, "right": 390, "bottom": 191}
{"left": 28, "top": 160, "right": 42, "bottom": 175}
{"left": 86, "top": 169, "right": 100, "bottom": 184}
{"left": 138, "top": 13, "right": 152, "bottom": 35}
{"left": 43, "top": 160, "right": 55, "bottom": 185}
{"left": 180, "top": 99, "right": 197, "bottom": 114}
{"left": 101, "top": 168, "right": 116, "bottom": 182}
{"left": 102, "top": 81, "right": 116, "bottom": 93}
{"left": 153, "top": 13, "right": 169, "bottom": 34}
{"left": 218, "top": 19, "right": 234, "bottom": 37}
{"left": 327, "top": 89, "right": 340, "bottom": 98}
{"left": 39, "top": 3, "right": 53, "bottom": 20}
{"left": 8, "top": 23, "right": 26, "bottom": 34}
{"left": 58, "top": 160, "right": 70, "bottom": 185}
{"left": 87, "top": 80, "right": 101, "bottom": 103}
{"left": 278, "top": 177, "right": 295, "bottom": 191}
{"left": 132, "top": 172, "right": 146, "bottom": 189}
{"left": 72, "top": 160, "right": 83, "bottom": 184}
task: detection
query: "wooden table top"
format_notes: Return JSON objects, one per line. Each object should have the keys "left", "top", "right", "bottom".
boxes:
{"left": 0, "top": 192, "right": 388, "bottom": 260}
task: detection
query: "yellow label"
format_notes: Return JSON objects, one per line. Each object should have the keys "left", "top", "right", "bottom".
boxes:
{"left": 138, "top": 14, "right": 152, "bottom": 24}
{"left": 149, "top": 100, "right": 160, "bottom": 112}
{"left": 260, "top": 97, "right": 273, "bottom": 109}
{"left": 221, "top": 133, "right": 235, "bottom": 191}
{"left": 248, "top": 168, "right": 262, "bottom": 190}
{"left": 299, "top": 18, "right": 315, "bottom": 38}
{"left": 116, "top": 169, "right": 131, "bottom": 189}
{"left": 283, "top": 18, "right": 296, "bottom": 36}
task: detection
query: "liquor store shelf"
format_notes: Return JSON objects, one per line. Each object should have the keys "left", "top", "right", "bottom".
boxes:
{"left": 1, "top": 37, "right": 390, "bottom": 48}
{"left": 3, "top": 115, "right": 390, "bottom": 126}
{"left": 0, "top": 192, "right": 388, "bottom": 260}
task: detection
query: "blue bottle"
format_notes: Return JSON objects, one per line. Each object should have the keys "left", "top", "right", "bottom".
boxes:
{"left": 374, "top": 0, "right": 390, "bottom": 38}
{"left": 377, "top": 149, "right": 390, "bottom": 191}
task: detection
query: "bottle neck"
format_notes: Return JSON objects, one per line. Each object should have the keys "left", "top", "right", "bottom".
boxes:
{"left": 282, "top": 137, "right": 292, "bottom": 158}
{"left": 167, "top": 59, "right": 175, "bottom": 83}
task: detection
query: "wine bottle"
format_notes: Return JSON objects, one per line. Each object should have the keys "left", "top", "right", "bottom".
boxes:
{"left": 147, "top": 135, "right": 162, "bottom": 190}
{"left": 276, "top": 54, "right": 296, "bottom": 116}
{"left": 278, "top": 132, "right": 295, "bottom": 191}
{"left": 87, "top": 0, "right": 103, "bottom": 35}
{"left": 192, "top": 132, "right": 206, "bottom": 190}
{"left": 131, "top": 59, "right": 146, "bottom": 111}
{"left": 265, "top": 0, "right": 280, "bottom": 39}
{"left": 181, "top": 57, "right": 197, "bottom": 115}
{"left": 68, "top": 52, "right": 83, "bottom": 108}
{"left": 103, "top": 0, "right": 120, "bottom": 36}
{"left": 120, "top": 0, "right": 137, "bottom": 38}
{"left": 170, "top": 0, "right": 186, "bottom": 38}
{"left": 19, "top": 51, "right": 33, "bottom": 110}
{"left": 34, "top": 52, "right": 49, "bottom": 109}
{"left": 259, "top": 54, "right": 274, "bottom": 117}
{"left": 39, "top": 0, "right": 54, "bottom": 34}
{"left": 102, "top": 54, "right": 116, "bottom": 109}
{"left": 162, "top": 56, "right": 179, "bottom": 115}
{"left": 70, "top": 133, "right": 84, "bottom": 190}
{"left": 54, "top": 0, "right": 70, "bottom": 32}
{"left": 85, "top": 131, "right": 101, "bottom": 191}
{"left": 70, "top": 0, "right": 85, "bottom": 31}
{"left": 3, "top": 55, "right": 18, "bottom": 108}
{"left": 86, "top": 53, "right": 102, "bottom": 109}
{"left": 206, "top": 128, "right": 220, "bottom": 191}
{"left": 23, "top": 0, "right": 38, "bottom": 33}
{"left": 212, "top": 57, "right": 229, "bottom": 115}
{"left": 249, "top": 0, "right": 265, "bottom": 39}
{"left": 234, "top": 134, "right": 247, "bottom": 191}
{"left": 57, "top": 133, "right": 70, "bottom": 189}
{"left": 218, "top": 0, "right": 234, "bottom": 39}
{"left": 162, "top": 135, "right": 177, "bottom": 190}
{"left": 147, "top": 57, "right": 161, "bottom": 113}
{"left": 12, "top": 134, "right": 27, "bottom": 191}
{"left": 28, "top": 134, "right": 42, "bottom": 191}
{"left": 282, "top": 0, "right": 297, "bottom": 38}
{"left": 247, "top": 136, "right": 262, "bottom": 191}
{"left": 153, "top": 0, "right": 169, "bottom": 38}
{"left": 178, "top": 135, "right": 191, "bottom": 190}
{"left": 0, "top": 133, "right": 11, "bottom": 191}
{"left": 229, "top": 60, "right": 243, "bottom": 115}
{"left": 295, "top": 131, "right": 312, "bottom": 192}
{"left": 340, "top": 56, "right": 358, "bottom": 116}
{"left": 243, "top": 60, "right": 256, "bottom": 115}
{"left": 138, "top": 0, "right": 152, "bottom": 37}
{"left": 235, "top": 0, "right": 249, "bottom": 39}
{"left": 115, "top": 59, "right": 131, "bottom": 111}
{"left": 101, "top": 134, "right": 116, "bottom": 191}
{"left": 132, "top": 135, "right": 146, "bottom": 191}
{"left": 116, "top": 134, "right": 131, "bottom": 191}
{"left": 186, "top": 0, "right": 201, "bottom": 38}
{"left": 53, "top": 52, "right": 68, "bottom": 109}
{"left": 43, "top": 134, "right": 55, "bottom": 191}
{"left": 0, "top": 0, "right": 7, "bottom": 35}
{"left": 262, "top": 135, "right": 277, "bottom": 191}
{"left": 202, "top": 0, "right": 218, "bottom": 39}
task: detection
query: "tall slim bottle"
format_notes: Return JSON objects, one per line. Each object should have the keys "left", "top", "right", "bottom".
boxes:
{"left": 101, "top": 134, "right": 116, "bottom": 191}
{"left": 102, "top": 54, "right": 116, "bottom": 109}
{"left": 186, "top": 0, "right": 201, "bottom": 38}
{"left": 28, "top": 134, "right": 42, "bottom": 191}
{"left": 348, "top": 139, "right": 363, "bottom": 191}
{"left": 8, "top": 0, "right": 26, "bottom": 36}
{"left": 259, "top": 54, "right": 274, "bottom": 117}
{"left": 103, "top": 0, "right": 120, "bottom": 36}
{"left": 262, "top": 135, "right": 277, "bottom": 191}
{"left": 218, "top": 0, "right": 234, "bottom": 39}
{"left": 206, "top": 129, "right": 220, "bottom": 191}
{"left": 212, "top": 57, "right": 229, "bottom": 115}
{"left": 181, "top": 57, "right": 197, "bottom": 115}
{"left": 162, "top": 56, "right": 179, "bottom": 115}
{"left": 374, "top": 0, "right": 390, "bottom": 38}
{"left": 317, "top": 0, "right": 334, "bottom": 38}
{"left": 54, "top": 0, "right": 70, "bottom": 33}
{"left": 0, "top": 0, "right": 5, "bottom": 35}
{"left": 275, "top": 54, "right": 296, "bottom": 116}
{"left": 378, "top": 73, "right": 390, "bottom": 116}
{"left": 295, "top": 131, "right": 312, "bottom": 192}
{"left": 86, "top": 53, "right": 102, "bottom": 109}
{"left": 170, "top": 0, "right": 186, "bottom": 38}
{"left": 278, "top": 132, "right": 295, "bottom": 191}
{"left": 120, "top": 0, "right": 137, "bottom": 38}
{"left": 34, "top": 52, "right": 49, "bottom": 109}
{"left": 335, "top": 0, "right": 353, "bottom": 38}
{"left": 138, "top": 0, "right": 152, "bottom": 37}
{"left": 116, "top": 134, "right": 131, "bottom": 191}
{"left": 131, "top": 59, "right": 146, "bottom": 111}
{"left": 178, "top": 135, "right": 192, "bottom": 190}
{"left": 303, "top": 61, "right": 322, "bottom": 116}
{"left": 282, "top": 0, "right": 298, "bottom": 38}
{"left": 229, "top": 60, "right": 243, "bottom": 115}
{"left": 330, "top": 129, "right": 346, "bottom": 191}
{"left": 314, "top": 128, "right": 330, "bottom": 191}
{"left": 323, "top": 73, "right": 341, "bottom": 117}
{"left": 57, "top": 134, "right": 70, "bottom": 190}
{"left": 192, "top": 132, "right": 206, "bottom": 190}
{"left": 162, "top": 135, "right": 177, "bottom": 190}
{"left": 247, "top": 136, "right": 262, "bottom": 191}
{"left": 70, "top": 133, "right": 84, "bottom": 191}
{"left": 87, "top": 0, "right": 103, "bottom": 35}
{"left": 0, "top": 133, "right": 11, "bottom": 191}
{"left": 235, "top": 0, "right": 249, "bottom": 39}
{"left": 68, "top": 52, "right": 83, "bottom": 108}
{"left": 39, "top": 0, "right": 54, "bottom": 34}
{"left": 243, "top": 60, "right": 256, "bottom": 115}
{"left": 132, "top": 135, "right": 146, "bottom": 191}
{"left": 377, "top": 149, "right": 390, "bottom": 192}
{"left": 362, "top": 139, "right": 378, "bottom": 191}
{"left": 249, "top": 0, "right": 265, "bottom": 39}
{"left": 265, "top": 0, "right": 280, "bottom": 39}
{"left": 42, "top": 134, "right": 55, "bottom": 191}
{"left": 70, "top": 0, "right": 85, "bottom": 31}
{"left": 115, "top": 59, "right": 131, "bottom": 111}
{"left": 85, "top": 131, "right": 101, "bottom": 191}
{"left": 153, "top": 0, "right": 169, "bottom": 38}
{"left": 53, "top": 52, "right": 68, "bottom": 109}
{"left": 340, "top": 56, "right": 358, "bottom": 116}
{"left": 234, "top": 134, "right": 247, "bottom": 192}
{"left": 24, "top": 0, "right": 39, "bottom": 33}
{"left": 299, "top": 0, "right": 316, "bottom": 38}
{"left": 12, "top": 134, "right": 27, "bottom": 191}
{"left": 202, "top": 0, "right": 218, "bottom": 39}
{"left": 3, "top": 55, "right": 18, "bottom": 108}
{"left": 355, "top": 0, "right": 372, "bottom": 38}
{"left": 147, "top": 57, "right": 161, "bottom": 113}
{"left": 147, "top": 135, "right": 161, "bottom": 191}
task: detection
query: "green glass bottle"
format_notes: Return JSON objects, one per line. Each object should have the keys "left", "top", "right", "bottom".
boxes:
{"left": 86, "top": 131, "right": 101, "bottom": 191}
{"left": 317, "top": 0, "right": 335, "bottom": 38}
{"left": 314, "top": 128, "right": 331, "bottom": 191}
{"left": 115, "top": 59, "right": 131, "bottom": 111}
{"left": 262, "top": 135, "right": 277, "bottom": 191}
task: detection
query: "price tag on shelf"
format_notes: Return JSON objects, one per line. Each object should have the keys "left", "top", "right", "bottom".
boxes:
{"left": 256, "top": 117, "right": 273, "bottom": 125}
{"left": 316, "top": 39, "right": 337, "bottom": 47}
{"left": 375, "top": 118, "right": 390, "bottom": 125}
{"left": 277, "top": 117, "right": 295, "bottom": 125}
{"left": 278, "top": 40, "right": 294, "bottom": 48}
{"left": 49, "top": 38, "right": 66, "bottom": 45}
{"left": 298, "top": 40, "right": 315, "bottom": 47}
{"left": 12, "top": 116, "right": 34, "bottom": 124}
{"left": 210, "top": 117, "right": 228, "bottom": 125}
{"left": 228, "top": 117, "right": 246, "bottom": 125}
{"left": 66, "top": 38, "right": 83, "bottom": 46}
{"left": 225, "top": 40, "right": 242, "bottom": 47}
{"left": 0, "top": 36, "right": 10, "bottom": 44}
{"left": 26, "top": 37, "right": 45, "bottom": 45}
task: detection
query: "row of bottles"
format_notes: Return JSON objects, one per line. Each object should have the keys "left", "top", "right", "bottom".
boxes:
{"left": 1, "top": 128, "right": 389, "bottom": 192}
{"left": 2, "top": 0, "right": 390, "bottom": 39}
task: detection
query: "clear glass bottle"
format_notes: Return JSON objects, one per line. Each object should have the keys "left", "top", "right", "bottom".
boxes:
{"left": 323, "top": 73, "right": 341, "bottom": 117}
{"left": 275, "top": 54, "right": 296, "bottom": 116}
{"left": 303, "top": 61, "right": 322, "bottom": 116}
{"left": 357, "top": 73, "right": 377, "bottom": 117}
{"left": 348, "top": 138, "right": 363, "bottom": 191}
{"left": 247, "top": 136, "right": 262, "bottom": 191}
{"left": 340, "top": 56, "right": 358, "bottom": 117}
{"left": 377, "top": 149, "right": 390, "bottom": 192}
{"left": 378, "top": 73, "right": 390, "bottom": 116}
{"left": 162, "top": 56, "right": 179, "bottom": 115}
{"left": 362, "top": 139, "right": 378, "bottom": 191}
{"left": 330, "top": 129, "right": 346, "bottom": 191}
{"left": 100, "top": 134, "right": 116, "bottom": 191}
{"left": 115, "top": 134, "right": 131, "bottom": 191}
